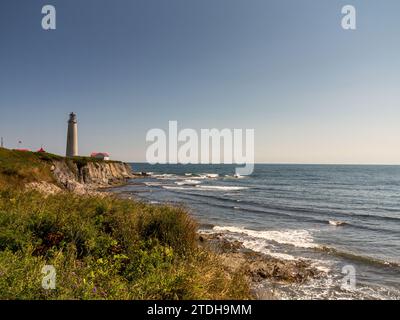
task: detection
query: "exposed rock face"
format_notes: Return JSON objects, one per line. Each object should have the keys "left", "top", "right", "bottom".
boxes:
{"left": 25, "top": 181, "right": 63, "bottom": 195}
{"left": 51, "top": 160, "right": 133, "bottom": 193}
{"left": 198, "top": 232, "right": 322, "bottom": 299}
{"left": 80, "top": 162, "right": 132, "bottom": 185}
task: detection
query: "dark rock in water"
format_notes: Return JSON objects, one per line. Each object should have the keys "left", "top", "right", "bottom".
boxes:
{"left": 329, "top": 220, "right": 346, "bottom": 226}
{"left": 245, "top": 254, "right": 320, "bottom": 284}
{"left": 197, "top": 233, "right": 243, "bottom": 253}
{"left": 197, "top": 232, "right": 322, "bottom": 289}
{"left": 133, "top": 171, "right": 149, "bottom": 176}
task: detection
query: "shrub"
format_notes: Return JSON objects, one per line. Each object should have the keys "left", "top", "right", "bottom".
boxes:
{"left": 0, "top": 190, "right": 250, "bottom": 300}
{"left": 136, "top": 205, "right": 197, "bottom": 255}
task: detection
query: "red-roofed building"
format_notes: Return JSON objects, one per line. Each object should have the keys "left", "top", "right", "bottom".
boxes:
{"left": 37, "top": 147, "right": 46, "bottom": 153}
{"left": 91, "top": 152, "right": 110, "bottom": 161}
{"left": 14, "top": 149, "right": 30, "bottom": 152}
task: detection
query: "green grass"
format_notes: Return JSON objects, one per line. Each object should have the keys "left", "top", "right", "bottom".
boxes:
{"left": 0, "top": 148, "right": 56, "bottom": 188}
{"left": 0, "top": 190, "right": 250, "bottom": 300}
{"left": 0, "top": 147, "right": 250, "bottom": 299}
{"left": 0, "top": 148, "right": 120, "bottom": 189}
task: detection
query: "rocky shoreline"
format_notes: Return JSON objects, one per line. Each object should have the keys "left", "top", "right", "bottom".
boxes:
{"left": 108, "top": 181, "right": 325, "bottom": 300}
{"left": 26, "top": 159, "right": 135, "bottom": 195}
{"left": 197, "top": 232, "right": 322, "bottom": 299}
{"left": 22, "top": 160, "right": 323, "bottom": 300}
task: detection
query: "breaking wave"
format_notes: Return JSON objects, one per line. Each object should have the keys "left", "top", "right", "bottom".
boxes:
{"left": 197, "top": 185, "right": 248, "bottom": 191}
{"left": 212, "top": 226, "right": 319, "bottom": 249}
{"left": 175, "top": 179, "right": 201, "bottom": 186}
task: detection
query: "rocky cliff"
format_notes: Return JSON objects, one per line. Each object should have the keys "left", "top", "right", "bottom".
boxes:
{"left": 51, "top": 159, "right": 133, "bottom": 194}
{"left": 0, "top": 148, "right": 134, "bottom": 194}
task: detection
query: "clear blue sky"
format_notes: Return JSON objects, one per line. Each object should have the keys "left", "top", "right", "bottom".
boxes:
{"left": 1, "top": 0, "right": 399, "bottom": 164}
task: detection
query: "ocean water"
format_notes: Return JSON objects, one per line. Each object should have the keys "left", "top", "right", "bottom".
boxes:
{"left": 114, "top": 164, "right": 400, "bottom": 300}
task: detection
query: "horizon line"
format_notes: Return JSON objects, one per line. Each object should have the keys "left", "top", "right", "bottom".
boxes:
{"left": 127, "top": 162, "right": 400, "bottom": 166}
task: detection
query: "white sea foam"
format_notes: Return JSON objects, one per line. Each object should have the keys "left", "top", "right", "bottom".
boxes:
{"left": 200, "top": 226, "right": 332, "bottom": 270}
{"left": 187, "top": 174, "right": 216, "bottom": 180}
{"left": 189, "top": 176, "right": 207, "bottom": 180}
{"left": 224, "top": 174, "right": 245, "bottom": 179}
{"left": 152, "top": 172, "right": 221, "bottom": 181}
{"left": 162, "top": 186, "right": 191, "bottom": 190}
{"left": 151, "top": 173, "right": 177, "bottom": 179}
{"left": 144, "top": 182, "right": 164, "bottom": 187}
{"left": 196, "top": 185, "right": 248, "bottom": 191}
{"left": 212, "top": 226, "right": 318, "bottom": 249}
{"left": 242, "top": 239, "right": 297, "bottom": 261}
{"left": 203, "top": 173, "right": 219, "bottom": 178}
{"left": 272, "top": 273, "right": 400, "bottom": 300}
{"left": 175, "top": 179, "right": 201, "bottom": 186}
{"left": 161, "top": 184, "right": 247, "bottom": 192}
{"left": 329, "top": 220, "right": 346, "bottom": 226}
{"left": 310, "top": 260, "right": 332, "bottom": 273}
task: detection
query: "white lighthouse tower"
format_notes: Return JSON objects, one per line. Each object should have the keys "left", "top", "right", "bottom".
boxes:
{"left": 66, "top": 112, "right": 78, "bottom": 157}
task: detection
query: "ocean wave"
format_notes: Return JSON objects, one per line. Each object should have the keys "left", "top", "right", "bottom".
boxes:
{"left": 204, "top": 226, "right": 334, "bottom": 272}
{"left": 180, "top": 173, "right": 221, "bottom": 180}
{"left": 142, "top": 185, "right": 397, "bottom": 236}
{"left": 196, "top": 193, "right": 400, "bottom": 230}
{"left": 151, "top": 173, "right": 180, "bottom": 180}
{"left": 175, "top": 179, "right": 202, "bottom": 186}
{"left": 203, "top": 173, "right": 219, "bottom": 178}
{"left": 197, "top": 185, "right": 248, "bottom": 191}
{"left": 224, "top": 174, "right": 245, "bottom": 179}
{"left": 241, "top": 239, "right": 298, "bottom": 261}
{"left": 317, "top": 246, "right": 400, "bottom": 269}
{"left": 212, "top": 226, "right": 400, "bottom": 269}
{"left": 162, "top": 186, "right": 191, "bottom": 191}
{"left": 144, "top": 182, "right": 164, "bottom": 187}
{"left": 213, "top": 226, "right": 319, "bottom": 249}
{"left": 150, "top": 172, "right": 222, "bottom": 182}
{"left": 162, "top": 185, "right": 248, "bottom": 192}
{"left": 269, "top": 274, "right": 400, "bottom": 300}
{"left": 328, "top": 220, "right": 347, "bottom": 226}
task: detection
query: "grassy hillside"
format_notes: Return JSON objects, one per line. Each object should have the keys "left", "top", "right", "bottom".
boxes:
{"left": 0, "top": 148, "right": 58, "bottom": 188}
{"left": 0, "top": 148, "right": 250, "bottom": 299}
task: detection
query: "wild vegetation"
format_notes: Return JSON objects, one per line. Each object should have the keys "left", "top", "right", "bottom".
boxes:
{"left": 0, "top": 148, "right": 57, "bottom": 188}
{"left": 0, "top": 148, "right": 250, "bottom": 299}
{"left": 0, "top": 148, "right": 120, "bottom": 189}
